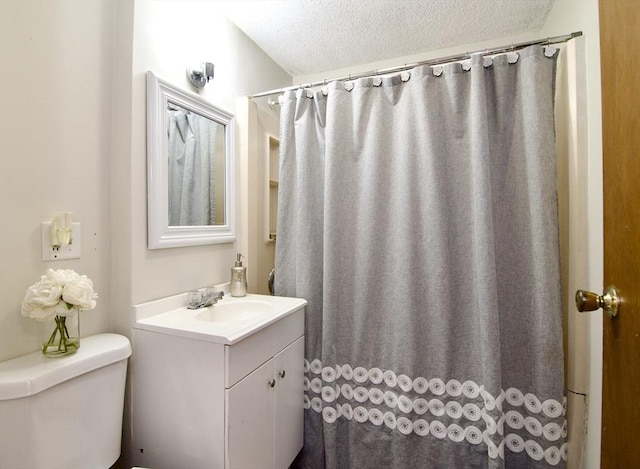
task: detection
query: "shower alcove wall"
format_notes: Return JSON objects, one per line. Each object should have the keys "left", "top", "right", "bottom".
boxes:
{"left": 241, "top": 101, "right": 280, "bottom": 296}
{"left": 241, "top": 38, "right": 591, "bottom": 468}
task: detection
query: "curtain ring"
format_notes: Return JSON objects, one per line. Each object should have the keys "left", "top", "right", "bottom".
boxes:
{"left": 372, "top": 69, "right": 381, "bottom": 87}
{"left": 544, "top": 37, "right": 558, "bottom": 57}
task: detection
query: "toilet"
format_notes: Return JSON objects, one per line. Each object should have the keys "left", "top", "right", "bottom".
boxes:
{"left": 0, "top": 333, "right": 131, "bottom": 469}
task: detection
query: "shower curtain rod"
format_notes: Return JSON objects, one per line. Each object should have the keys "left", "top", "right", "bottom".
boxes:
{"left": 249, "top": 31, "right": 582, "bottom": 99}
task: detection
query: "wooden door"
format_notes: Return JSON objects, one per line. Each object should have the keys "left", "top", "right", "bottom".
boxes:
{"left": 599, "top": 1, "right": 640, "bottom": 467}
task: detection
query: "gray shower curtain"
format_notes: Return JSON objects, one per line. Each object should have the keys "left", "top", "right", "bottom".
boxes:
{"left": 168, "top": 109, "right": 217, "bottom": 226}
{"left": 275, "top": 45, "right": 566, "bottom": 468}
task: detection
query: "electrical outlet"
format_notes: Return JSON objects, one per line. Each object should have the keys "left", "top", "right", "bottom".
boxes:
{"left": 41, "top": 222, "right": 81, "bottom": 261}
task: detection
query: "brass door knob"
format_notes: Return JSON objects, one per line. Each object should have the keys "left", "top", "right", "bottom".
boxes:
{"left": 575, "top": 286, "right": 619, "bottom": 318}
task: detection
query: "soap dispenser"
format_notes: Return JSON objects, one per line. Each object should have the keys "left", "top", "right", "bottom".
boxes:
{"left": 230, "top": 253, "right": 247, "bottom": 297}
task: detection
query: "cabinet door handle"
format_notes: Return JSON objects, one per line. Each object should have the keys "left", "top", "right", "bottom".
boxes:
{"left": 279, "top": 370, "right": 286, "bottom": 379}
{"left": 268, "top": 379, "right": 276, "bottom": 388}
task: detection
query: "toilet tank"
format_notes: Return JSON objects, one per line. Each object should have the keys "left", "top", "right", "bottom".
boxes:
{"left": 0, "top": 333, "right": 131, "bottom": 469}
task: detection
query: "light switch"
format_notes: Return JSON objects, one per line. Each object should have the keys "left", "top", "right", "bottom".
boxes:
{"left": 41, "top": 222, "right": 81, "bottom": 261}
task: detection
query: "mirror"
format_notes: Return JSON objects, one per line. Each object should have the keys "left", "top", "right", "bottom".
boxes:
{"left": 146, "top": 71, "right": 235, "bottom": 248}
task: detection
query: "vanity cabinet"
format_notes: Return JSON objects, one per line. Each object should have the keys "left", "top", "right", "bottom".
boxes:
{"left": 227, "top": 336, "right": 304, "bottom": 468}
{"left": 132, "top": 303, "right": 305, "bottom": 469}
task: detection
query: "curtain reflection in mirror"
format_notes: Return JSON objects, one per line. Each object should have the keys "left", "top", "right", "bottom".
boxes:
{"left": 167, "top": 106, "right": 217, "bottom": 226}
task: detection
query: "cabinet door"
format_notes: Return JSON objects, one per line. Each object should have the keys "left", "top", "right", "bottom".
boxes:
{"left": 273, "top": 336, "right": 305, "bottom": 469}
{"left": 226, "top": 359, "right": 274, "bottom": 469}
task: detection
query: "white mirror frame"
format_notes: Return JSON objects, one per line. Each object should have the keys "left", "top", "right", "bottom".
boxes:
{"left": 146, "top": 71, "right": 236, "bottom": 249}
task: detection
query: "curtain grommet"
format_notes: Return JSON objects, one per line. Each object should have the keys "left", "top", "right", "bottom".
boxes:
{"left": 321, "top": 86, "right": 329, "bottom": 96}
{"left": 483, "top": 57, "right": 493, "bottom": 68}
{"left": 306, "top": 90, "right": 314, "bottom": 99}
{"left": 432, "top": 66, "right": 443, "bottom": 77}
{"left": 507, "top": 52, "right": 519, "bottom": 64}
{"left": 344, "top": 82, "right": 354, "bottom": 92}
{"left": 544, "top": 46, "right": 558, "bottom": 57}
{"left": 461, "top": 61, "right": 472, "bottom": 72}
{"left": 373, "top": 77, "right": 382, "bottom": 87}
{"left": 400, "top": 71, "right": 411, "bottom": 82}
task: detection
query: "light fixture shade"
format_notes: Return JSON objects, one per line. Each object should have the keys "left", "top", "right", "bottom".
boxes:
{"left": 187, "top": 62, "right": 214, "bottom": 89}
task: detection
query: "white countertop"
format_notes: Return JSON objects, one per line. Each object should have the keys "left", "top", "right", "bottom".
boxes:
{"left": 132, "top": 291, "right": 307, "bottom": 345}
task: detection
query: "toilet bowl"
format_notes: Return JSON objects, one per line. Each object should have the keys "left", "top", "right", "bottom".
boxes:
{"left": 0, "top": 333, "right": 131, "bottom": 469}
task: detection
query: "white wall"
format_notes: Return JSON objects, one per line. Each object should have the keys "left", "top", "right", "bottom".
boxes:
{"left": 0, "top": 0, "right": 118, "bottom": 361}
{"left": 0, "top": 0, "right": 291, "bottom": 362}
{"left": 129, "top": 1, "right": 291, "bottom": 307}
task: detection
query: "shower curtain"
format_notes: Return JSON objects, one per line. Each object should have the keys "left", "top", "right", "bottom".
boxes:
{"left": 275, "top": 45, "right": 566, "bottom": 468}
{"left": 168, "top": 109, "right": 217, "bottom": 225}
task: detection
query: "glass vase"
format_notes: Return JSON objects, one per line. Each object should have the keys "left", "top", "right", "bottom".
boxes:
{"left": 42, "top": 311, "right": 80, "bottom": 358}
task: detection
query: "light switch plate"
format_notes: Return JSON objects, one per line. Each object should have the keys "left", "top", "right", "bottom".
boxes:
{"left": 41, "top": 222, "right": 82, "bottom": 261}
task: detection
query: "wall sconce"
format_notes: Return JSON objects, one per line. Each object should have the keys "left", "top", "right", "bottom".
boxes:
{"left": 187, "top": 62, "right": 215, "bottom": 89}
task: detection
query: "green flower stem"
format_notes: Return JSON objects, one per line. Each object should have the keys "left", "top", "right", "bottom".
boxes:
{"left": 45, "top": 323, "right": 59, "bottom": 347}
{"left": 42, "top": 315, "right": 79, "bottom": 356}
{"left": 57, "top": 316, "right": 68, "bottom": 352}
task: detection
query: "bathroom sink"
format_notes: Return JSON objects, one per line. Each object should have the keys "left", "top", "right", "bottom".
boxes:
{"left": 194, "top": 299, "right": 272, "bottom": 323}
{"left": 132, "top": 288, "right": 307, "bottom": 345}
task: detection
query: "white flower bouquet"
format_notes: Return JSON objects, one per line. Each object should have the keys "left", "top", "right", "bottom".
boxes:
{"left": 21, "top": 269, "right": 97, "bottom": 356}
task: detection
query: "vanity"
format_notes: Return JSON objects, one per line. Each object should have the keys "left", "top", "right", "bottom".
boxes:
{"left": 131, "top": 289, "right": 307, "bottom": 469}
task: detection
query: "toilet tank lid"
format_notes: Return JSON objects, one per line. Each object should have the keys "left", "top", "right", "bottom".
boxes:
{"left": 0, "top": 333, "right": 131, "bottom": 401}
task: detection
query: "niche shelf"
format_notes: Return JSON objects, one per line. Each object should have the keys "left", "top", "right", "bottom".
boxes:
{"left": 267, "top": 137, "right": 279, "bottom": 242}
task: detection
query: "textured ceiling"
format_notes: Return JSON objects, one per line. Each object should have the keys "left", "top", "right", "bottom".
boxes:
{"left": 219, "top": 0, "right": 555, "bottom": 77}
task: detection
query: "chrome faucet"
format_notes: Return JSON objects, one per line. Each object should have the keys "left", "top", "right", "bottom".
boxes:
{"left": 186, "top": 288, "right": 225, "bottom": 309}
